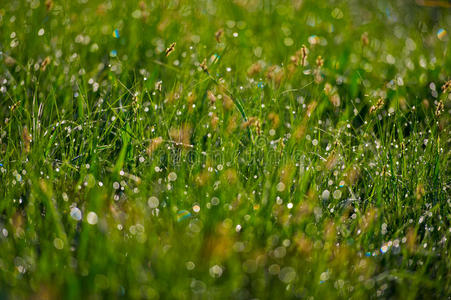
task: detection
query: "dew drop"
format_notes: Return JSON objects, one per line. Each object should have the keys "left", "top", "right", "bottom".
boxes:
{"left": 333, "top": 190, "right": 342, "bottom": 199}
{"left": 87, "top": 211, "right": 98, "bottom": 225}
{"left": 70, "top": 207, "right": 82, "bottom": 221}
{"left": 321, "top": 190, "right": 330, "bottom": 200}
{"left": 148, "top": 196, "right": 159, "bottom": 208}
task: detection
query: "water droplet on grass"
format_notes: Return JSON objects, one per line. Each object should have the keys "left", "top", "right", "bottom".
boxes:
{"left": 209, "top": 265, "right": 223, "bottom": 278}
{"left": 211, "top": 197, "right": 219, "bottom": 205}
{"left": 320, "top": 271, "right": 330, "bottom": 282}
{"left": 284, "top": 37, "right": 294, "bottom": 46}
{"left": 437, "top": 28, "right": 447, "bottom": 40}
{"left": 190, "top": 279, "right": 206, "bottom": 294}
{"left": 276, "top": 182, "right": 285, "bottom": 192}
{"left": 186, "top": 261, "right": 195, "bottom": 270}
{"left": 168, "top": 172, "right": 177, "bottom": 181}
{"left": 177, "top": 210, "right": 191, "bottom": 222}
{"left": 380, "top": 243, "right": 390, "bottom": 254}
{"left": 87, "top": 212, "right": 98, "bottom": 225}
{"left": 279, "top": 267, "right": 296, "bottom": 283}
{"left": 70, "top": 207, "right": 82, "bottom": 221}
{"left": 322, "top": 190, "right": 330, "bottom": 200}
{"left": 53, "top": 238, "right": 64, "bottom": 250}
{"left": 333, "top": 190, "right": 342, "bottom": 199}
{"left": 148, "top": 196, "right": 159, "bottom": 208}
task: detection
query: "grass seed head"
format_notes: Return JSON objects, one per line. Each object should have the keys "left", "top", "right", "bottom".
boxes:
{"left": 147, "top": 137, "right": 163, "bottom": 155}
{"left": 40, "top": 56, "right": 51, "bottom": 71}
{"left": 169, "top": 124, "right": 192, "bottom": 147}
{"left": 221, "top": 94, "right": 234, "bottom": 111}
{"left": 329, "top": 94, "right": 341, "bottom": 107}
{"left": 441, "top": 80, "right": 451, "bottom": 93}
{"left": 165, "top": 42, "right": 176, "bottom": 56}
{"left": 268, "top": 112, "right": 280, "bottom": 128}
{"left": 45, "top": 0, "right": 53, "bottom": 11}
{"left": 226, "top": 115, "right": 237, "bottom": 134}
{"left": 435, "top": 100, "right": 444, "bottom": 117}
{"left": 346, "top": 166, "right": 360, "bottom": 185}
{"left": 294, "top": 120, "right": 308, "bottom": 140}
{"left": 241, "top": 116, "right": 258, "bottom": 129}
{"left": 200, "top": 58, "right": 209, "bottom": 73}
{"left": 300, "top": 44, "right": 308, "bottom": 67}
{"left": 4, "top": 55, "right": 16, "bottom": 66}
{"left": 207, "top": 90, "right": 216, "bottom": 104}
{"left": 22, "top": 127, "right": 32, "bottom": 153}
{"left": 138, "top": 1, "right": 150, "bottom": 21}
{"left": 255, "top": 119, "right": 261, "bottom": 136}
{"left": 215, "top": 28, "right": 224, "bottom": 43}
{"left": 316, "top": 56, "right": 324, "bottom": 68}
{"left": 314, "top": 69, "right": 323, "bottom": 83}
{"left": 361, "top": 32, "right": 369, "bottom": 46}
{"left": 415, "top": 183, "right": 425, "bottom": 200}
{"left": 155, "top": 80, "right": 162, "bottom": 92}
{"left": 265, "top": 65, "right": 284, "bottom": 86}
{"left": 369, "top": 97, "right": 385, "bottom": 114}
{"left": 210, "top": 113, "right": 219, "bottom": 129}
{"left": 223, "top": 168, "right": 238, "bottom": 185}
{"left": 324, "top": 83, "right": 332, "bottom": 95}
{"left": 325, "top": 153, "right": 338, "bottom": 170}
{"left": 422, "top": 99, "right": 430, "bottom": 109}
{"left": 10, "top": 100, "right": 21, "bottom": 112}
{"left": 247, "top": 62, "right": 262, "bottom": 77}
{"left": 406, "top": 227, "right": 417, "bottom": 253}
{"left": 294, "top": 234, "right": 313, "bottom": 256}
{"left": 306, "top": 100, "right": 317, "bottom": 117}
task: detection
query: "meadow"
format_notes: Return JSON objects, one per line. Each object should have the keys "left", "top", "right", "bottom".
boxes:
{"left": 0, "top": 0, "right": 450, "bottom": 299}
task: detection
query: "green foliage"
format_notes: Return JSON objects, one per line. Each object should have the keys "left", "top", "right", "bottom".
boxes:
{"left": 0, "top": 0, "right": 450, "bottom": 299}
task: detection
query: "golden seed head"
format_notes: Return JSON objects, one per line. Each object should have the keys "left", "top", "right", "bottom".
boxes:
{"left": 255, "top": 120, "right": 261, "bottom": 136}
{"left": 324, "top": 83, "right": 333, "bottom": 95}
{"left": 165, "top": 42, "right": 176, "bottom": 57}
{"left": 300, "top": 44, "right": 308, "bottom": 67}
{"left": 207, "top": 90, "right": 216, "bottom": 104}
{"left": 40, "top": 56, "right": 51, "bottom": 71}
{"left": 200, "top": 58, "right": 208, "bottom": 73}
{"left": 240, "top": 116, "right": 258, "bottom": 129}
{"left": 169, "top": 124, "right": 192, "bottom": 147}
{"left": 22, "top": 127, "right": 32, "bottom": 153}
{"left": 441, "top": 80, "right": 451, "bottom": 93}
{"left": 247, "top": 62, "right": 262, "bottom": 77}
{"left": 361, "top": 32, "right": 369, "bottom": 46}
{"left": 316, "top": 56, "right": 324, "bottom": 68}
{"left": 155, "top": 80, "right": 162, "bottom": 92}
{"left": 215, "top": 28, "right": 224, "bottom": 43}
{"left": 4, "top": 55, "right": 16, "bottom": 66}
{"left": 415, "top": 184, "right": 425, "bottom": 200}
{"left": 45, "top": 0, "right": 53, "bottom": 11}
{"left": 369, "top": 97, "right": 385, "bottom": 114}
{"left": 435, "top": 100, "right": 444, "bottom": 117}
{"left": 147, "top": 137, "right": 163, "bottom": 154}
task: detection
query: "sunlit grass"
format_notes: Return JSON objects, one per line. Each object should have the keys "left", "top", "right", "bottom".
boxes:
{"left": 0, "top": 0, "right": 450, "bottom": 299}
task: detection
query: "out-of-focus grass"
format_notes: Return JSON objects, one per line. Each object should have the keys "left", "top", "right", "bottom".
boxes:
{"left": 0, "top": 0, "right": 450, "bottom": 299}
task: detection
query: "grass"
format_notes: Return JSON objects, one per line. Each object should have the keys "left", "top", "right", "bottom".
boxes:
{"left": 0, "top": 0, "right": 450, "bottom": 299}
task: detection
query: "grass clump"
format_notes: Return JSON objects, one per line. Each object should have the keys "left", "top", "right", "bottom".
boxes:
{"left": 0, "top": 0, "right": 450, "bottom": 299}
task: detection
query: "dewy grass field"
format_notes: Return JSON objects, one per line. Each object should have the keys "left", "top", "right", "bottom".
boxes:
{"left": 0, "top": 0, "right": 450, "bottom": 299}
